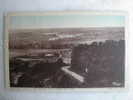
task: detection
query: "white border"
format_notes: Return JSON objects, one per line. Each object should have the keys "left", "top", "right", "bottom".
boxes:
{"left": 4, "top": 11, "right": 129, "bottom": 92}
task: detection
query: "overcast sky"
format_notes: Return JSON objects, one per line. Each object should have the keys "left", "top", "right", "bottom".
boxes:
{"left": 10, "top": 14, "right": 125, "bottom": 29}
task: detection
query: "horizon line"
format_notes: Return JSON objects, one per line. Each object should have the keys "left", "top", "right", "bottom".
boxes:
{"left": 9, "top": 26, "right": 125, "bottom": 31}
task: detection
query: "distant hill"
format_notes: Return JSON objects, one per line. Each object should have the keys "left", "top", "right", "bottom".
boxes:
{"left": 9, "top": 27, "right": 124, "bottom": 49}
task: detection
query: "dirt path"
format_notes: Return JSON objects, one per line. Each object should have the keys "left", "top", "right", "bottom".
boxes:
{"left": 61, "top": 66, "right": 84, "bottom": 83}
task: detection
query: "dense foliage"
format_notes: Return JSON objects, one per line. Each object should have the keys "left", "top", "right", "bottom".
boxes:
{"left": 71, "top": 40, "right": 125, "bottom": 87}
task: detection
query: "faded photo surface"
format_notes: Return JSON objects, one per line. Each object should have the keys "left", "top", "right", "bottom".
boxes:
{"left": 8, "top": 12, "right": 125, "bottom": 88}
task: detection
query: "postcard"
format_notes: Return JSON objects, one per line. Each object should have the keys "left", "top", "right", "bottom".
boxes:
{"left": 5, "top": 11, "right": 128, "bottom": 90}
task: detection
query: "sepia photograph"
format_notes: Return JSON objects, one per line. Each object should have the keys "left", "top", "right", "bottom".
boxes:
{"left": 5, "top": 12, "right": 126, "bottom": 89}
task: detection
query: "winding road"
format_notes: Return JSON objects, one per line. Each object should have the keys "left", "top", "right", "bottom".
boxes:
{"left": 61, "top": 66, "right": 84, "bottom": 83}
